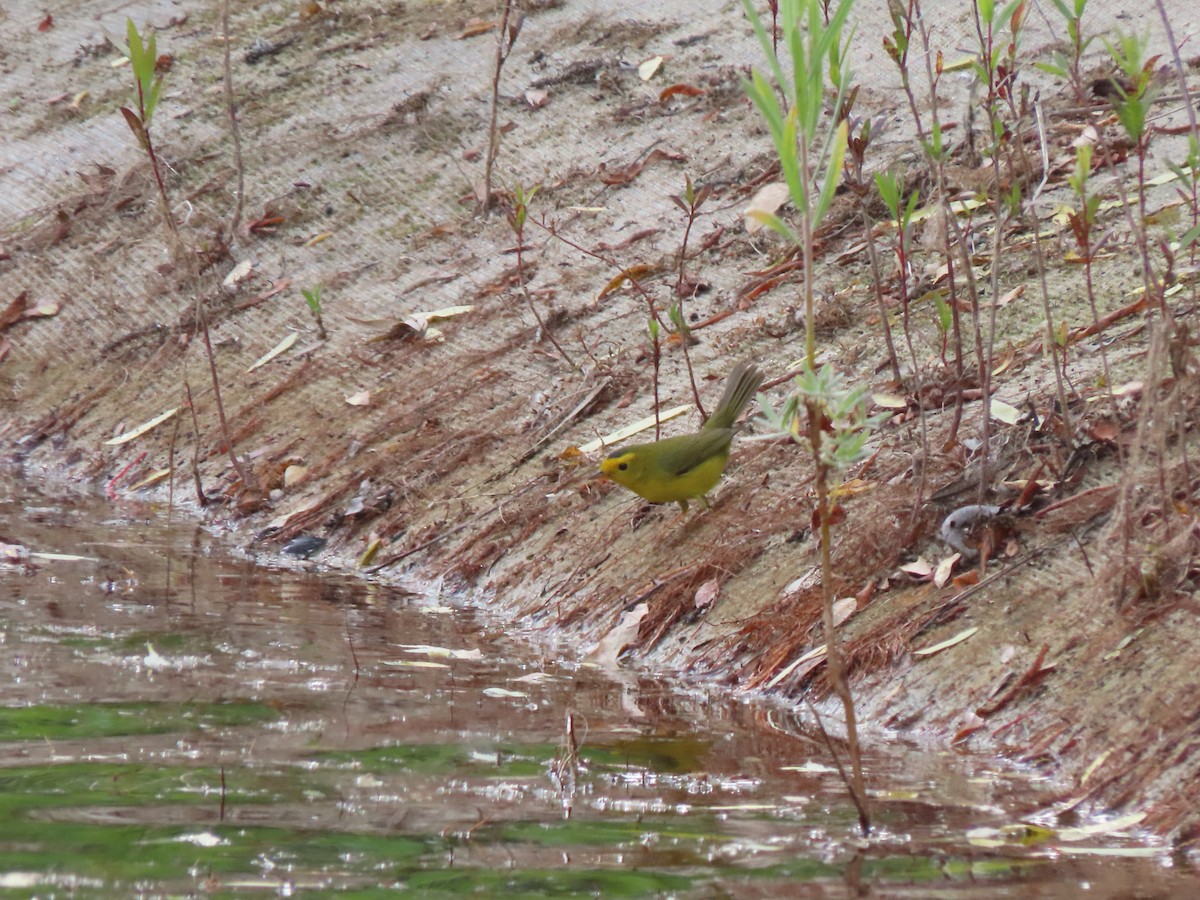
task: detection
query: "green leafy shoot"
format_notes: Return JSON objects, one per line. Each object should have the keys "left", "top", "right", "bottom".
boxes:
{"left": 301, "top": 286, "right": 323, "bottom": 315}
{"left": 125, "top": 19, "right": 162, "bottom": 124}
{"left": 757, "top": 363, "right": 884, "bottom": 472}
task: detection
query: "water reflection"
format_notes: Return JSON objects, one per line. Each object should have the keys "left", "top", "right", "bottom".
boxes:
{"left": 0, "top": 482, "right": 1192, "bottom": 896}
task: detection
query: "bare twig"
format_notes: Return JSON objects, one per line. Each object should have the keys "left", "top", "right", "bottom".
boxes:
{"left": 481, "top": 0, "right": 523, "bottom": 211}
{"left": 221, "top": 0, "right": 246, "bottom": 236}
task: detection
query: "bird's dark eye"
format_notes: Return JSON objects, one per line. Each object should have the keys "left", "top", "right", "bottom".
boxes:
{"left": 618, "top": 462, "right": 628, "bottom": 471}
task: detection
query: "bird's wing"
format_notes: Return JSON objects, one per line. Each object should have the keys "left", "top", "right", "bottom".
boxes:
{"left": 655, "top": 429, "right": 734, "bottom": 477}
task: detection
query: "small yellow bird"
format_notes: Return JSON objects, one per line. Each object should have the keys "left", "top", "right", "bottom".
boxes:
{"left": 600, "top": 360, "right": 764, "bottom": 513}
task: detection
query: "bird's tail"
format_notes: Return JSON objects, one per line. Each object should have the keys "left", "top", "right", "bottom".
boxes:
{"left": 704, "top": 360, "right": 764, "bottom": 431}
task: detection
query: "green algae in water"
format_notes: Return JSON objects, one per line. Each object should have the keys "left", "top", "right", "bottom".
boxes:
{"left": 0, "top": 701, "right": 280, "bottom": 742}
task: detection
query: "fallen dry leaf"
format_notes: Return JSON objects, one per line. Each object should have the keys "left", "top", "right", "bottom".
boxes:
{"left": 872, "top": 391, "right": 908, "bottom": 410}
{"left": 456, "top": 17, "right": 495, "bottom": 39}
{"left": 579, "top": 404, "right": 691, "bottom": 455}
{"left": 23, "top": 298, "right": 59, "bottom": 320}
{"left": 913, "top": 626, "right": 978, "bottom": 657}
{"left": 104, "top": 407, "right": 180, "bottom": 446}
{"left": 597, "top": 148, "right": 684, "bottom": 186}
{"left": 0, "top": 291, "right": 29, "bottom": 330}
{"left": 596, "top": 264, "right": 660, "bottom": 300}
{"left": 951, "top": 569, "right": 980, "bottom": 588}
{"left": 588, "top": 603, "right": 649, "bottom": 668}
{"left": 222, "top": 258, "right": 254, "bottom": 289}
{"left": 766, "top": 643, "right": 826, "bottom": 689}
{"left": 246, "top": 332, "right": 298, "bottom": 372}
{"left": 283, "top": 464, "right": 307, "bottom": 488}
{"left": 989, "top": 398, "right": 1022, "bottom": 425}
{"left": 659, "top": 83, "right": 704, "bottom": 102}
{"left": 995, "top": 284, "right": 1025, "bottom": 307}
{"left": 1087, "top": 419, "right": 1119, "bottom": 441}
{"left": 832, "top": 597, "right": 857, "bottom": 627}
{"left": 638, "top": 55, "right": 664, "bottom": 80}
{"left": 934, "top": 553, "right": 960, "bottom": 587}
{"left": 694, "top": 578, "right": 720, "bottom": 610}
{"left": 744, "top": 183, "right": 791, "bottom": 234}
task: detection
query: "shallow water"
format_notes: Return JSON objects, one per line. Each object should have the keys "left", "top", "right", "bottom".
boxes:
{"left": 0, "top": 481, "right": 1193, "bottom": 897}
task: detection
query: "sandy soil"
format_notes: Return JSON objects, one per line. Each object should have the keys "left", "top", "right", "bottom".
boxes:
{"left": 4, "top": 0, "right": 1200, "bottom": 843}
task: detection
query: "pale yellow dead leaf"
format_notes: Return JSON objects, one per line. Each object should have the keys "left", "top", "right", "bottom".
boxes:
{"left": 283, "top": 464, "right": 307, "bottom": 488}
{"left": 579, "top": 404, "right": 691, "bottom": 455}
{"left": 1080, "top": 749, "right": 1112, "bottom": 786}
{"left": 222, "top": 258, "right": 253, "bottom": 289}
{"left": 104, "top": 407, "right": 180, "bottom": 446}
{"left": 24, "top": 299, "right": 59, "bottom": 319}
{"left": 358, "top": 537, "right": 382, "bottom": 568}
{"left": 345, "top": 390, "right": 371, "bottom": 407}
{"left": 908, "top": 196, "right": 985, "bottom": 224}
{"left": 1058, "top": 846, "right": 1160, "bottom": 858}
{"left": 989, "top": 398, "right": 1022, "bottom": 425}
{"left": 900, "top": 557, "right": 933, "bottom": 578}
{"left": 744, "top": 182, "right": 791, "bottom": 234}
{"left": 128, "top": 468, "right": 172, "bottom": 490}
{"left": 766, "top": 643, "right": 826, "bottom": 689}
{"left": 934, "top": 553, "right": 960, "bottom": 587}
{"left": 28, "top": 551, "right": 99, "bottom": 562}
{"left": 780, "top": 761, "right": 837, "bottom": 774}
{"left": 638, "top": 55, "right": 664, "bottom": 80}
{"left": 914, "top": 626, "right": 978, "bottom": 656}
{"left": 872, "top": 392, "right": 908, "bottom": 410}
{"left": 995, "top": 284, "right": 1024, "bottom": 307}
{"left": 29, "top": 549, "right": 98, "bottom": 564}
{"left": 246, "top": 332, "right": 298, "bottom": 372}
{"left": 1058, "top": 812, "right": 1146, "bottom": 841}
{"left": 830, "top": 478, "right": 873, "bottom": 498}
{"left": 399, "top": 644, "right": 483, "bottom": 661}
{"left": 421, "top": 304, "right": 474, "bottom": 323}
{"left": 588, "top": 603, "right": 649, "bottom": 668}
{"left": 381, "top": 659, "right": 450, "bottom": 669}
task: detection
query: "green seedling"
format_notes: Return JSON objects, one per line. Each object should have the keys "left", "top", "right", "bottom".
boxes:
{"left": 118, "top": 18, "right": 175, "bottom": 238}
{"left": 301, "top": 286, "right": 328, "bottom": 341}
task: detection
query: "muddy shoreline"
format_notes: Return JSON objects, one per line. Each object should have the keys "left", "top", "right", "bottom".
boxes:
{"left": 4, "top": 0, "right": 1200, "bottom": 845}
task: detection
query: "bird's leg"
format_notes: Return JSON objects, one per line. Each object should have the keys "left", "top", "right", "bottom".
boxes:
{"left": 676, "top": 498, "right": 690, "bottom": 515}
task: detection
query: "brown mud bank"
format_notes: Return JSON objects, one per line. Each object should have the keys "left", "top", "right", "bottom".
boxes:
{"left": 4, "top": 0, "right": 1200, "bottom": 845}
